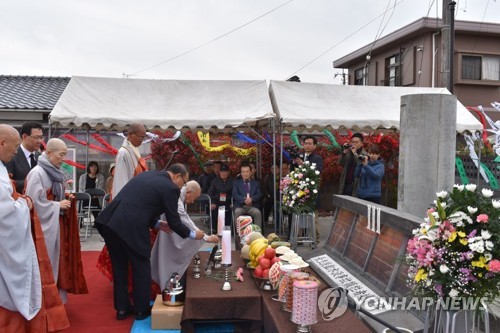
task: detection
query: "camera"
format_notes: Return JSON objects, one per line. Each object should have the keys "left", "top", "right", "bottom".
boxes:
{"left": 343, "top": 143, "right": 353, "bottom": 149}
{"left": 357, "top": 154, "right": 368, "bottom": 162}
{"left": 285, "top": 146, "right": 301, "bottom": 160}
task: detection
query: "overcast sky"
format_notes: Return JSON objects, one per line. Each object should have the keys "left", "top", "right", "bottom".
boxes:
{"left": 1, "top": 0, "right": 498, "bottom": 84}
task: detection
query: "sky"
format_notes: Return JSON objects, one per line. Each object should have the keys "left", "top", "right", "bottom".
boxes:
{"left": 1, "top": 0, "right": 499, "bottom": 84}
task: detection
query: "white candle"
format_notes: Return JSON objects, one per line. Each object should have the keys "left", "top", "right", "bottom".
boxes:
{"left": 217, "top": 206, "right": 225, "bottom": 236}
{"left": 221, "top": 228, "right": 232, "bottom": 265}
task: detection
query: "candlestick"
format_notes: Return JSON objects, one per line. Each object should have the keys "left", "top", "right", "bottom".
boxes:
{"left": 217, "top": 206, "right": 225, "bottom": 236}
{"left": 221, "top": 264, "right": 232, "bottom": 291}
{"left": 221, "top": 227, "right": 232, "bottom": 265}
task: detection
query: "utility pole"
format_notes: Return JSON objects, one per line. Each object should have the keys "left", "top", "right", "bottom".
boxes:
{"left": 441, "top": 0, "right": 456, "bottom": 92}
{"left": 334, "top": 69, "right": 348, "bottom": 85}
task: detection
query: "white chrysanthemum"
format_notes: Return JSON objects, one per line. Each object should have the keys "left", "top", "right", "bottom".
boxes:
{"left": 485, "top": 253, "right": 492, "bottom": 261}
{"left": 448, "top": 211, "right": 473, "bottom": 225}
{"left": 481, "top": 230, "right": 492, "bottom": 240}
{"left": 440, "top": 202, "right": 447, "bottom": 208}
{"left": 311, "top": 181, "right": 315, "bottom": 185}
{"left": 315, "top": 170, "right": 320, "bottom": 175}
{"left": 465, "top": 184, "right": 477, "bottom": 192}
{"left": 481, "top": 188, "right": 494, "bottom": 198}
{"left": 313, "top": 189, "right": 318, "bottom": 194}
{"left": 485, "top": 241, "right": 494, "bottom": 251}
{"left": 428, "top": 269, "right": 435, "bottom": 276}
{"left": 431, "top": 212, "right": 440, "bottom": 219}
{"left": 310, "top": 164, "right": 316, "bottom": 170}
{"left": 453, "top": 184, "right": 465, "bottom": 191}
{"left": 492, "top": 199, "right": 500, "bottom": 209}
{"left": 467, "top": 206, "right": 478, "bottom": 214}
{"left": 433, "top": 200, "right": 437, "bottom": 205}
{"left": 439, "top": 265, "right": 450, "bottom": 274}
{"left": 436, "top": 191, "right": 448, "bottom": 198}
{"left": 449, "top": 289, "right": 459, "bottom": 298}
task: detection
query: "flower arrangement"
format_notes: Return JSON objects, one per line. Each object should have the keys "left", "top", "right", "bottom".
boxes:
{"left": 280, "top": 161, "right": 320, "bottom": 214}
{"left": 406, "top": 184, "right": 500, "bottom": 302}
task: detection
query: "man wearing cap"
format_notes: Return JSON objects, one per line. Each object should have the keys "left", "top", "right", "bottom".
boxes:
{"left": 198, "top": 161, "right": 216, "bottom": 194}
{"left": 208, "top": 163, "right": 233, "bottom": 230}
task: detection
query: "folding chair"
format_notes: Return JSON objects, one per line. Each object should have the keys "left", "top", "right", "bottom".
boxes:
{"left": 102, "top": 193, "right": 111, "bottom": 209}
{"left": 185, "top": 193, "right": 212, "bottom": 235}
{"left": 84, "top": 188, "right": 106, "bottom": 221}
{"left": 74, "top": 192, "right": 92, "bottom": 241}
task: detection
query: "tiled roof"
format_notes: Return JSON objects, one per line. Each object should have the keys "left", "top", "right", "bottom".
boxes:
{"left": 0, "top": 75, "right": 70, "bottom": 110}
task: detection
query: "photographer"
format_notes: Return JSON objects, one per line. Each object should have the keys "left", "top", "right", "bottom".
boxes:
{"left": 354, "top": 144, "right": 385, "bottom": 204}
{"left": 337, "top": 132, "right": 366, "bottom": 196}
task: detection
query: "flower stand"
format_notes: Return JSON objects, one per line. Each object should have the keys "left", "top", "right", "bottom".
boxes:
{"left": 423, "top": 300, "right": 491, "bottom": 333}
{"left": 289, "top": 213, "right": 315, "bottom": 251}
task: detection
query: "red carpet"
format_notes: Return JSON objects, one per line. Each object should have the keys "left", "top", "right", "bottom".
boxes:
{"left": 62, "top": 251, "right": 133, "bottom": 333}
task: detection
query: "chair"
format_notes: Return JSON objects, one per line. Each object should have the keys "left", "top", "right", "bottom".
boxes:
{"left": 74, "top": 192, "right": 92, "bottom": 241}
{"left": 185, "top": 193, "right": 212, "bottom": 235}
{"left": 102, "top": 193, "right": 111, "bottom": 209}
{"left": 84, "top": 188, "right": 106, "bottom": 220}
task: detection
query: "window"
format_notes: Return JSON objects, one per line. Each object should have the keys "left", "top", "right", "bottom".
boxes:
{"left": 384, "top": 54, "right": 401, "bottom": 86}
{"left": 354, "top": 68, "right": 365, "bottom": 85}
{"left": 462, "top": 55, "right": 500, "bottom": 81}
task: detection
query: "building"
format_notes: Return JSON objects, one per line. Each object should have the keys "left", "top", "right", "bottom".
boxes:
{"left": 0, "top": 75, "right": 70, "bottom": 127}
{"left": 333, "top": 17, "right": 500, "bottom": 110}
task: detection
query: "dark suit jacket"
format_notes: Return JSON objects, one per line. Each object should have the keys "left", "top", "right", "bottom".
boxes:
{"left": 291, "top": 151, "right": 324, "bottom": 172}
{"left": 5, "top": 147, "right": 40, "bottom": 193}
{"left": 95, "top": 171, "right": 191, "bottom": 258}
{"left": 232, "top": 178, "right": 262, "bottom": 209}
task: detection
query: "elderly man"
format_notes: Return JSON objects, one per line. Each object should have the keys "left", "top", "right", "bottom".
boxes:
{"left": 112, "top": 123, "right": 148, "bottom": 197}
{"left": 25, "top": 138, "right": 88, "bottom": 302}
{"left": 151, "top": 180, "right": 218, "bottom": 291}
{"left": 1, "top": 129, "right": 70, "bottom": 332}
{"left": 0, "top": 124, "right": 42, "bottom": 328}
{"left": 233, "top": 162, "right": 262, "bottom": 227}
{"left": 96, "top": 163, "right": 206, "bottom": 321}
{"left": 6, "top": 121, "right": 44, "bottom": 193}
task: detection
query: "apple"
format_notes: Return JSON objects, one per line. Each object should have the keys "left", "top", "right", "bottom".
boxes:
{"left": 259, "top": 257, "right": 271, "bottom": 270}
{"left": 271, "top": 256, "right": 281, "bottom": 265}
{"left": 264, "top": 247, "right": 276, "bottom": 260}
{"left": 262, "top": 269, "right": 270, "bottom": 279}
{"left": 254, "top": 266, "right": 263, "bottom": 278}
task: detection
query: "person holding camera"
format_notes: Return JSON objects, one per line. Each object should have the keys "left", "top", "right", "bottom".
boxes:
{"left": 354, "top": 144, "right": 385, "bottom": 204}
{"left": 338, "top": 132, "right": 366, "bottom": 196}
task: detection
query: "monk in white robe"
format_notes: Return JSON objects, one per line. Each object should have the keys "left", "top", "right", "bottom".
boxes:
{"left": 112, "top": 123, "right": 148, "bottom": 197}
{"left": 151, "top": 181, "right": 219, "bottom": 289}
{"left": 26, "top": 138, "right": 88, "bottom": 301}
{"left": 0, "top": 124, "right": 41, "bottom": 323}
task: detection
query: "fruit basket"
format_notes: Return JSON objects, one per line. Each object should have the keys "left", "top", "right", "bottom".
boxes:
{"left": 252, "top": 273, "right": 273, "bottom": 290}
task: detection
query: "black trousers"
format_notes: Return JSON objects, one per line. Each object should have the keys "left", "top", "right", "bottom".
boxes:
{"left": 96, "top": 224, "right": 150, "bottom": 314}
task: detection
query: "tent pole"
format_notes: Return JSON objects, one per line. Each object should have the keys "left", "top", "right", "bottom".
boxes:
{"left": 271, "top": 117, "right": 277, "bottom": 234}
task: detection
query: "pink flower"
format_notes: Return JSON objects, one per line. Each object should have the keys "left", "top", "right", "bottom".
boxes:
{"left": 489, "top": 260, "right": 500, "bottom": 273}
{"left": 298, "top": 173, "right": 303, "bottom": 179}
{"left": 427, "top": 208, "right": 435, "bottom": 214}
{"left": 476, "top": 214, "right": 489, "bottom": 223}
{"left": 66, "top": 179, "right": 74, "bottom": 184}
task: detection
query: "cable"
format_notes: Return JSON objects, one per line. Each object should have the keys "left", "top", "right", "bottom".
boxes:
{"left": 287, "top": 0, "right": 408, "bottom": 79}
{"left": 125, "top": 0, "right": 295, "bottom": 77}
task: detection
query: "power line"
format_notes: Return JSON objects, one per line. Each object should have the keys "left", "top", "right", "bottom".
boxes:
{"left": 286, "top": 0, "right": 408, "bottom": 79}
{"left": 124, "top": 0, "right": 295, "bottom": 77}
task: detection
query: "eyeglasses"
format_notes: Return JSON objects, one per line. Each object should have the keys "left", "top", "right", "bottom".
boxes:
{"left": 29, "top": 135, "right": 44, "bottom": 141}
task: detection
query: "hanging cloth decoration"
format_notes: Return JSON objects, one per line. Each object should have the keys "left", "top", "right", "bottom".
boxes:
{"left": 60, "top": 134, "right": 116, "bottom": 155}
{"left": 181, "top": 134, "right": 204, "bottom": 169}
{"left": 322, "top": 129, "right": 341, "bottom": 151}
{"left": 290, "top": 130, "right": 302, "bottom": 149}
{"left": 91, "top": 134, "right": 118, "bottom": 154}
{"left": 455, "top": 157, "right": 469, "bottom": 185}
{"left": 197, "top": 131, "right": 255, "bottom": 155}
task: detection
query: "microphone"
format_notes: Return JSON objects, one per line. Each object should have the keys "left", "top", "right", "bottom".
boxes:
{"left": 163, "top": 150, "right": 179, "bottom": 170}
{"left": 172, "top": 150, "right": 179, "bottom": 155}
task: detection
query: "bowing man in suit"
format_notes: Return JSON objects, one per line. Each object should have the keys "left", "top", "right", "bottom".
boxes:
{"left": 5, "top": 122, "right": 43, "bottom": 193}
{"left": 95, "top": 163, "right": 205, "bottom": 321}
{"left": 233, "top": 162, "right": 263, "bottom": 227}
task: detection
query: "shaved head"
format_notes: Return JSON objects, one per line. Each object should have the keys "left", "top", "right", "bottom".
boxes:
{"left": 183, "top": 180, "right": 201, "bottom": 204}
{"left": 46, "top": 138, "right": 67, "bottom": 152}
{"left": 127, "top": 123, "right": 146, "bottom": 147}
{"left": 0, "top": 124, "right": 21, "bottom": 163}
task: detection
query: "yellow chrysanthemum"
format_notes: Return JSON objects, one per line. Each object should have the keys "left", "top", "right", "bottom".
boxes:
{"left": 459, "top": 239, "right": 468, "bottom": 245}
{"left": 415, "top": 268, "right": 428, "bottom": 282}
{"left": 457, "top": 231, "right": 466, "bottom": 238}
{"left": 448, "top": 232, "right": 457, "bottom": 243}
{"left": 472, "top": 256, "right": 487, "bottom": 268}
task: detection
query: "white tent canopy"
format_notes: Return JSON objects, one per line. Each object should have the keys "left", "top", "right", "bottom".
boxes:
{"left": 269, "top": 80, "right": 482, "bottom": 133}
{"left": 50, "top": 76, "right": 275, "bottom": 131}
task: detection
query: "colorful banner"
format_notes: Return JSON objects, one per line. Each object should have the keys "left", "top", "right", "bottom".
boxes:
{"left": 197, "top": 131, "right": 255, "bottom": 155}
{"left": 455, "top": 157, "right": 469, "bottom": 185}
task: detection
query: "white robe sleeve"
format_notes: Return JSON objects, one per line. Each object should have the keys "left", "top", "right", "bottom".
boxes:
{"left": 0, "top": 164, "right": 41, "bottom": 320}
{"left": 112, "top": 141, "right": 137, "bottom": 196}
